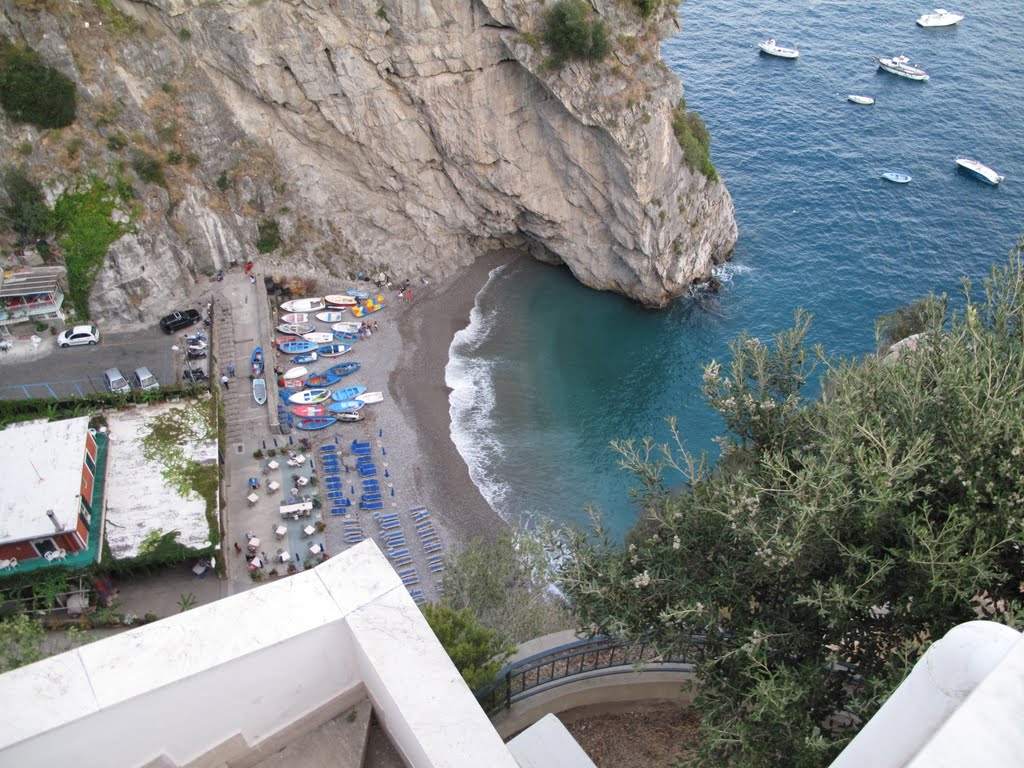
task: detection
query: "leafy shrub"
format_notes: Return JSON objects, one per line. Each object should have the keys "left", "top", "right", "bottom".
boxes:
{"left": 178, "top": 28, "right": 192, "bottom": 41}
{"left": 51, "top": 176, "right": 133, "bottom": 317}
{"left": 0, "top": 39, "right": 76, "bottom": 128}
{"left": 671, "top": 98, "right": 718, "bottom": 181}
{"left": 1, "top": 166, "right": 51, "bottom": 238}
{"left": 106, "top": 133, "right": 127, "bottom": 151}
{"left": 217, "top": 170, "right": 231, "bottom": 191}
{"left": 256, "top": 218, "right": 281, "bottom": 253}
{"left": 422, "top": 604, "right": 514, "bottom": 690}
{"left": 542, "top": 0, "right": 611, "bottom": 66}
{"left": 875, "top": 295, "right": 945, "bottom": 350}
{"left": 130, "top": 150, "right": 165, "bottom": 185}
{"left": 633, "top": 0, "right": 661, "bottom": 17}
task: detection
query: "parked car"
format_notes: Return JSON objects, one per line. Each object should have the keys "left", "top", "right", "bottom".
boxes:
{"left": 132, "top": 366, "right": 159, "bottom": 391}
{"left": 56, "top": 324, "right": 100, "bottom": 347}
{"left": 103, "top": 367, "right": 131, "bottom": 395}
{"left": 159, "top": 309, "right": 201, "bottom": 334}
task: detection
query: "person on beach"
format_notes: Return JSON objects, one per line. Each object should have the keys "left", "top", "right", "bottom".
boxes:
{"left": 373, "top": 321, "right": 379, "bottom": 332}
{"left": 234, "top": 542, "right": 241, "bottom": 553}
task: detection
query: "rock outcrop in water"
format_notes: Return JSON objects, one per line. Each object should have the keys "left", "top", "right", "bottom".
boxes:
{"left": 0, "top": 0, "right": 736, "bottom": 320}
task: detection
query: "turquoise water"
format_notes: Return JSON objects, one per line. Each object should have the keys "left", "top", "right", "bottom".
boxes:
{"left": 448, "top": 0, "right": 1024, "bottom": 541}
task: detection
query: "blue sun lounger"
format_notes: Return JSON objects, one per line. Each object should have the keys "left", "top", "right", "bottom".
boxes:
{"left": 360, "top": 500, "right": 383, "bottom": 510}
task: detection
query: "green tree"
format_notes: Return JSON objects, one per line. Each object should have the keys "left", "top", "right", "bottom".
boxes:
{"left": 557, "top": 242, "right": 1024, "bottom": 767}
{"left": 0, "top": 39, "right": 76, "bottom": 128}
{"left": 542, "top": 0, "right": 611, "bottom": 66}
{"left": 0, "top": 166, "right": 51, "bottom": 238}
{"left": 875, "top": 295, "right": 946, "bottom": 351}
{"left": 0, "top": 615, "right": 45, "bottom": 672}
{"left": 440, "top": 530, "right": 571, "bottom": 644}
{"left": 422, "top": 604, "right": 515, "bottom": 690}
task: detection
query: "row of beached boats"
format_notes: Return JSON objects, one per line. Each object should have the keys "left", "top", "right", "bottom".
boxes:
{"left": 760, "top": 10, "right": 1005, "bottom": 187}
{"left": 260, "top": 290, "right": 388, "bottom": 430}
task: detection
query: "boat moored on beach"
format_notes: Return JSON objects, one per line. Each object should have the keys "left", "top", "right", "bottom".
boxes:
{"left": 291, "top": 351, "right": 317, "bottom": 364}
{"left": 332, "top": 385, "right": 367, "bottom": 402}
{"left": 324, "top": 294, "right": 357, "bottom": 307}
{"left": 327, "top": 361, "right": 361, "bottom": 378}
{"left": 302, "top": 332, "right": 335, "bottom": 344}
{"left": 280, "top": 297, "right": 325, "bottom": 313}
{"left": 316, "top": 311, "right": 349, "bottom": 323}
{"left": 288, "top": 388, "right": 332, "bottom": 405}
{"left": 332, "top": 321, "right": 362, "bottom": 334}
{"left": 251, "top": 346, "right": 264, "bottom": 377}
{"left": 290, "top": 404, "right": 328, "bottom": 417}
{"left": 955, "top": 157, "right": 1004, "bottom": 185}
{"left": 346, "top": 289, "right": 370, "bottom": 300}
{"left": 277, "top": 322, "right": 316, "bottom": 336}
{"left": 355, "top": 391, "right": 383, "bottom": 405}
{"left": 296, "top": 416, "right": 338, "bottom": 431}
{"left": 278, "top": 339, "right": 319, "bottom": 355}
{"left": 758, "top": 38, "right": 799, "bottom": 58}
{"left": 327, "top": 400, "right": 364, "bottom": 412}
{"left": 351, "top": 296, "right": 387, "bottom": 318}
{"left": 317, "top": 344, "right": 352, "bottom": 358}
{"left": 306, "top": 372, "right": 342, "bottom": 388}
{"left": 876, "top": 55, "right": 929, "bottom": 81}
{"left": 280, "top": 366, "right": 308, "bottom": 381}
{"left": 916, "top": 9, "right": 963, "bottom": 27}
{"left": 279, "top": 313, "right": 309, "bottom": 324}
{"left": 252, "top": 378, "right": 267, "bottom": 405}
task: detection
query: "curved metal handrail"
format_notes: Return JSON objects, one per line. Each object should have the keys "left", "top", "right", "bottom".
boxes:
{"left": 476, "top": 635, "right": 699, "bottom": 716}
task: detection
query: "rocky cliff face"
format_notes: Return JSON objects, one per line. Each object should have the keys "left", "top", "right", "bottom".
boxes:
{"left": 0, "top": 0, "right": 736, "bottom": 321}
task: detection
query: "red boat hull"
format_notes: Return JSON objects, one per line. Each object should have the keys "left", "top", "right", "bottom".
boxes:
{"left": 290, "top": 405, "right": 327, "bottom": 417}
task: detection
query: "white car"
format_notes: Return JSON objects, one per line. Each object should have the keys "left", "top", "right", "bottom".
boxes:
{"left": 57, "top": 324, "right": 100, "bottom": 347}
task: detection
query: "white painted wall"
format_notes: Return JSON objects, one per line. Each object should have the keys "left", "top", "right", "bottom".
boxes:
{"left": 0, "top": 541, "right": 520, "bottom": 768}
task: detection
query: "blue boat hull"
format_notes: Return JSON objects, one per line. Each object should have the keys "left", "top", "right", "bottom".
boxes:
{"left": 291, "top": 351, "right": 318, "bottom": 364}
{"left": 332, "top": 385, "right": 367, "bottom": 401}
{"left": 327, "top": 362, "right": 360, "bottom": 378}
{"left": 279, "top": 340, "right": 318, "bottom": 354}
{"left": 296, "top": 417, "right": 338, "bottom": 430}
{"left": 317, "top": 344, "right": 352, "bottom": 357}
{"left": 251, "top": 347, "right": 264, "bottom": 377}
{"left": 328, "top": 401, "right": 363, "bottom": 413}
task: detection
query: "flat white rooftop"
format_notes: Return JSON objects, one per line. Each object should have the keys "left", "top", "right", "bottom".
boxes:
{"left": 104, "top": 402, "right": 217, "bottom": 558}
{"left": 0, "top": 416, "right": 90, "bottom": 543}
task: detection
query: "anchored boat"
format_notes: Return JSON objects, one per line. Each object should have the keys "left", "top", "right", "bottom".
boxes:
{"left": 955, "top": 157, "right": 1004, "bottom": 185}
{"left": 758, "top": 38, "right": 799, "bottom": 59}
{"left": 876, "top": 55, "right": 929, "bottom": 81}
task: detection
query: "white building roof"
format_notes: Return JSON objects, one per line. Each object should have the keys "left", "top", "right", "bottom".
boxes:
{"left": 0, "top": 417, "right": 91, "bottom": 543}
{"left": 104, "top": 403, "right": 217, "bottom": 558}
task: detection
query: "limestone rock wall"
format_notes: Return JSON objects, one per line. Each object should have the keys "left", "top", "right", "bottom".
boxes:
{"left": 0, "top": 0, "right": 736, "bottom": 322}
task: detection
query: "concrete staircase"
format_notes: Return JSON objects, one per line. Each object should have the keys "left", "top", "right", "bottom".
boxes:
{"left": 250, "top": 700, "right": 373, "bottom": 768}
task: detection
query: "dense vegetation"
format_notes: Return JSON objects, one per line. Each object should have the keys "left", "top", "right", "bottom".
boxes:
{"left": 51, "top": 176, "right": 134, "bottom": 317}
{"left": 672, "top": 98, "right": 718, "bottom": 182}
{"left": 422, "top": 604, "right": 515, "bottom": 690}
{"left": 542, "top": 0, "right": 611, "bottom": 67}
{"left": 1, "top": 166, "right": 50, "bottom": 239}
{"left": 0, "top": 38, "right": 76, "bottom": 128}
{"left": 557, "top": 244, "right": 1024, "bottom": 766}
{"left": 256, "top": 217, "right": 281, "bottom": 253}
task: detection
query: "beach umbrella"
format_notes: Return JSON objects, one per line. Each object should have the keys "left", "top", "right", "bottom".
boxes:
{"left": 382, "top": 447, "right": 386, "bottom": 456}
{"left": 384, "top": 469, "right": 389, "bottom": 478}
{"left": 378, "top": 428, "right": 383, "bottom": 438}
{"left": 390, "top": 487, "right": 394, "bottom": 497}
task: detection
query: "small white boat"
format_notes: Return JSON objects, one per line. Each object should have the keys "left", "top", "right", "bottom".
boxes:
{"left": 759, "top": 38, "right": 799, "bottom": 59}
{"left": 280, "top": 297, "right": 325, "bottom": 313}
{"left": 882, "top": 172, "right": 912, "bottom": 184}
{"left": 316, "top": 311, "right": 348, "bottom": 323}
{"left": 302, "top": 332, "right": 335, "bottom": 344}
{"left": 252, "top": 378, "right": 267, "bottom": 405}
{"left": 332, "top": 321, "right": 362, "bottom": 334}
{"left": 955, "top": 157, "right": 1004, "bottom": 185}
{"left": 916, "top": 9, "right": 963, "bottom": 27}
{"left": 281, "top": 366, "right": 309, "bottom": 381}
{"left": 280, "top": 313, "right": 309, "bottom": 324}
{"left": 848, "top": 94, "right": 875, "bottom": 105}
{"left": 356, "top": 391, "right": 384, "bottom": 405}
{"left": 877, "top": 55, "right": 929, "bottom": 81}
{"left": 323, "top": 294, "right": 357, "bottom": 307}
{"left": 288, "top": 388, "right": 332, "bottom": 405}
{"left": 277, "top": 322, "right": 315, "bottom": 336}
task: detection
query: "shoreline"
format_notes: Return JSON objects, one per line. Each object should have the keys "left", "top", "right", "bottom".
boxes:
{"left": 388, "top": 249, "right": 517, "bottom": 548}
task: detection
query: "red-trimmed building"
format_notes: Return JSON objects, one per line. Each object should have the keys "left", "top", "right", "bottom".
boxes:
{"left": 0, "top": 417, "right": 107, "bottom": 572}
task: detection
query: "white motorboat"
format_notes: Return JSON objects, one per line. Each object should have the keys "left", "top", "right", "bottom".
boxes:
{"left": 916, "top": 9, "right": 964, "bottom": 27}
{"left": 876, "top": 55, "right": 929, "bottom": 81}
{"left": 280, "top": 366, "right": 309, "bottom": 381}
{"left": 882, "top": 172, "right": 912, "bottom": 184}
{"left": 955, "top": 157, "right": 1004, "bottom": 185}
{"left": 279, "top": 297, "right": 325, "bottom": 313}
{"left": 301, "top": 332, "right": 335, "bottom": 344}
{"left": 848, "top": 94, "right": 875, "bottom": 105}
{"left": 759, "top": 38, "right": 799, "bottom": 59}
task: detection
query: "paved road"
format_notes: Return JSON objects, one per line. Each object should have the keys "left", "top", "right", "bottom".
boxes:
{"left": 0, "top": 325, "right": 207, "bottom": 399}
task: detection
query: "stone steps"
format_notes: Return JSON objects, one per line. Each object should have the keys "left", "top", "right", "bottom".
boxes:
{"left": 250, "top": 700, "right": 373, "bottom": 768}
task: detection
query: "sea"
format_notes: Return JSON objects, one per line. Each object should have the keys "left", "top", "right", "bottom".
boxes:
{"left": 447, "top": 0, "right": 1024, "bottom": 542}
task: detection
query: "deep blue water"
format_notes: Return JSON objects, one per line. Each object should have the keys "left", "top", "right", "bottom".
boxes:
{"left": 447, "top": 0, "right": 1024, "bottom": 541}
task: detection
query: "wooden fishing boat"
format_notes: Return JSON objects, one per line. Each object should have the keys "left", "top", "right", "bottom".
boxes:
{"left": 296, "top": 416, "right": 338, "bottom": 431}
{"left": 291, "top": 351, "right": 318, "bottom": 364}
{"left": 279, "top": 312, "right": 309, "bottom": 324}
{"left": 334, "top": 330, "right": 359, "bottom": 341}
{"left": 335, "top": 410, "right": 364, "bottom": 422}
{"left": 332, "top": 385, "right": 367, "bottom": 402}
{"left": 351, "top": 296, "right": 386, "bottom": 318}
{"left": 251, "top": 346, "right": 264, "bottom": 377}
{"left": 324, "top": 294, "right": 357, "bottom": 307}
{"left": 278, "top": 377, "right": 306, "bottom": 391}
{"left": 355, "top": 391, "right": 383, "bottom": 404}
{"left": 252, "top": 377, "right": 267, "bottom": 405}
{"left": 327, "top": 400, "right": 364, "bottom": 412}
{"left": 332, "top": 321, "right": 362, "bottom": 334}
{"left": 346, "top": 288, "right": 370, "bottom": 300}
{"left": 281, "top": 366, "right": 309, "bottom": 381}
{"left": 302, "top": 332, "right": 335, "bottom": 344}
{"left": 327, "top": 361, "right": 361, "bottom": 378}
{"left": 277, "top": 322, "right": 316, "bottom": 336}
{"left": 288, "top": 388, "right": 332, "bottom": 405}
{"left": 278, "top": 339, "right": 319, "bottom": 355}
{"left": 289, "top": 404, "right": 328, "bottom": 417}
{"left": 316, "top": 311, "right": 349, "bottom": 323}
{"left": 280, "top": 297, "right": 325, "bottom": 313}
{"left": 316, "top": 343, "right": 352, "bottom": 358}
{"left": 306, "top": 372, "right": 342, "bottom": 388}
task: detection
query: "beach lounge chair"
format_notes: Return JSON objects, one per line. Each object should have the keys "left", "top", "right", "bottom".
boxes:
{"left": 327, "top": 490, "right": 344, "bottom": 500}
{"left": 392, "top": 555, "right": 413, "bottom": 568}
{"left": 382, "top": 530, "right": 405, "bottom": 543}
{"left": 360, "top": 500, "right": 384, "bottom": 510}
{"left": 361, "top": 493, "right": 382, "bottom": 502}
{"left": 320, "top": 445, "right": 337, "bottom": 453}
{"left": 429, "top": 561, "right": 445, "bottom": 573}
{"left": 359, "top": 466, "right": 377, "bottom": 477}
{"left": 426, "top": 555, "right": 443, "bottom": 565}
{"left": 387, "top": 547, "right": 410, "bottom": 558}
{"left": 330, "top": 507, "right": 348, "bottom": 516}
{"left": 424, "top": 540, "right": 443, "bottom": 554}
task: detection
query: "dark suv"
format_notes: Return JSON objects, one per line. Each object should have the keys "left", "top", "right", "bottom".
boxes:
{"left": 159, "top": 309, "right": 202, "bottom": 334}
